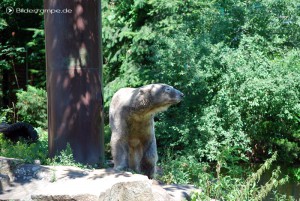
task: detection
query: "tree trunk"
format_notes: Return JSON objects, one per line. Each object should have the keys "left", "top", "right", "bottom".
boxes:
{"left": 44, "top": 0, "right": 104, "bottom": 165}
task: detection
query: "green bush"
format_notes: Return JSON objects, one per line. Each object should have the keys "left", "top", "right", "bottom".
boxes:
{"left": 48, "top": 143, "right": 87, "bottom": 168}
{"left": 0, "top": 127, "right": 48, "bottom": 164}
{"left": 160, "top": 152, "right": 288, "bottom": 201}
{"left": 289, "top": 167, "right": 300, "bottom": 182}
{"left": 0, "top": 107, "right": 14, "bottom": 123}
{"left": 16, "top": 85, "right": 47, "bottom": 128}
{"left": 102, "top": 0, "right": 300, "bottom": 165}
{"left": 0, "top": 131, "right": 87, "bottom": 168}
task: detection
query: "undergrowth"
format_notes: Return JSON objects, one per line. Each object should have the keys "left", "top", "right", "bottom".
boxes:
{"left": 0, "top": 126, "right": 298, "bottom": 200}
{"left": 0, "top": 130, "right": 86, "bottom": 168}
{"left": 0, "top": 127, "right": 48, "bottom": 164}
{"left": 48, "top": 143, "right": 88, "bottom": 169}
{"left": 159, "top": 151, "right": 292, "bottom": 201}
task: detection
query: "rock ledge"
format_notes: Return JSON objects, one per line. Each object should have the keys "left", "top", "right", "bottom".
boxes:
{"left": 0, "top": 157, "right": 197, "bottom": 201}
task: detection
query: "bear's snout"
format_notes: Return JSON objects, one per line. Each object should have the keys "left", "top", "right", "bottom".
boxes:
{"left": 171, "top": 89, "right": 184, "bottom": 103}
{"left": 175, "top": 90, "right": 184, "bottom": 100}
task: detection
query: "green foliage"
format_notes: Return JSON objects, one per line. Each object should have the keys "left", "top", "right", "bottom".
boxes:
{"left": 102, "top": 0, "right": 300, "bottom": 165}
{"left": 0, "top": 46, "right": 26, "bottom": 70}
{"left": 49, "top": 143, "right": 87, "bottom": 169}
{"left": 0, "top": 130, "right": 87, "bottom": 169}
{"left": 103, "top": 1, "right": 300, "bottom": 198}
{"left": 237, "top": 152, "right": 288, "bottom": 201}
{"left": 288, "top": 167, "right": 300, "bottom": 182}
{"left": 273, "top": 193, "right": 296, "bottom": 201}
{"left": 0, "top": 0, "right": 45, "bottom": 108}
{"left": 160, "top": 152, "right": 288, "bottom": 200}
{"left": 159, "top": 152, "right": 206, "bottom": 185}
{"left": 0, "top": 128, "right": 48, "bottom": 164}
{"left": 0, "top": 107, "right": 13, "bottom": 123}
{"left": 0, "top": 0, "right": 298, "bottom": 198}
{"left": 16, "top": 85, "right": 47, "bottom": 128}
{"left": 24, "top": 28, "right": 46, "bottom": 87}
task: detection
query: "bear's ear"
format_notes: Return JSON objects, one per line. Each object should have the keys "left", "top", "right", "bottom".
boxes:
{"left": 139, "top": 88, "right": 145, "bottom": 95}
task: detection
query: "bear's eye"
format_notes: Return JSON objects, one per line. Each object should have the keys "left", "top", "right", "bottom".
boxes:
{"left": 164, "top": 87, "right": 171, "bottom": 93}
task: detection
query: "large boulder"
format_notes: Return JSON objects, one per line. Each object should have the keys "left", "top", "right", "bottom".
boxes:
{"left": 0, "top": 157, "right": 197, "bottom": 201}
{"left": 0, "top": 157, "right": 53, "bottom": 200}
{"left": 31, "top": 168, "right": 161, "bottom": 201}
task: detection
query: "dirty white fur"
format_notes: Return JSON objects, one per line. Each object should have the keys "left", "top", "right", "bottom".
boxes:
{"left": 109, "top": 84, "right": 184, "bottom": 178}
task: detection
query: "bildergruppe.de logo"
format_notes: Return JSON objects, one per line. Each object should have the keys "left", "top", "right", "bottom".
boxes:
{"left": 6, "top": 7, "right": 14, "bottom": 15}
{"left": 5, "top": 7, "right": 72, "bottom": 15}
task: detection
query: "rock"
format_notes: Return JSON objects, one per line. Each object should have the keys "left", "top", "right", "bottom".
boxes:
{"left": 0, "top": 156, "right": 23, "bottom": 181}
{"left": 0, "top": 157, "right": 23, "bottom": 192}
{"left": 101, "top": 180, "right": 154, "bottom": 201}
{"left": 152, "top": 183, "right": 176, "bottom": 201}
{"left": 31, "top": 168, "right": 155, "bottom": 201}
{"left": 0, "top": 174, "right": 10, "bottom": 191}
{"left": 0, "top": 157, "right": 53, "bottom": 200}
{"left": 160, "top": 184, "right": 199, "bottom": 201}
{"left": 0, "top": 157, "right": 198, "bottom": 201}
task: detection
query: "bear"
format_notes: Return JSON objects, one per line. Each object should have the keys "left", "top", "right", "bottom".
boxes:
{"left": 0, "top": 122, "right": 38, "bottom": 143}
{"left": 109, "top": 83, "right": 184, "bottom": 179}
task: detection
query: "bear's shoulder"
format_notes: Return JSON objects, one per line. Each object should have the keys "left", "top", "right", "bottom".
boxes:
{"left": 111, "top": 88, "right": 136, "bottom": 106}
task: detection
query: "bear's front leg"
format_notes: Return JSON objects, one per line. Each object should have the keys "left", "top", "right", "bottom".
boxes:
{"left": 111, "top": 136, "right": 129, "bottom": 171}
{"left": 141, "top": 138, "right": 158, "bottom": 179}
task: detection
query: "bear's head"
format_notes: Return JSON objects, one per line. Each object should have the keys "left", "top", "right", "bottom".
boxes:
{"left": 136, "top": 84, "right": 184, "bottom": 116}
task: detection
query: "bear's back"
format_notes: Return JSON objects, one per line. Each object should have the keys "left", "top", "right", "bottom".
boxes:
{"left": 109, "top": 87, "right": 137, "bottom": 113}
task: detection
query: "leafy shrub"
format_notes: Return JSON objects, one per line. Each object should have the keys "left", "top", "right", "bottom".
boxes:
{"left": 48, "top": 143, "right": 88, "bottom": 168}
{"left": 289, "top": 167, "right": 300, "bottom": 182}
{"left": 0, "top": 128, "right": 48, "bottom": 164}
{"left": 0, "top": 130, "right": 87, "bottom": 169}
{"left": 102, "top": 0, "right": 300, "bottom": 165}
{"left": 16, "top": 85, "right": 47, "bottom": 128}
{"left": 0, "top": 107, "right": 14, "bottom": 123}
{"left": 159, "top": 152, "right": 207, "bottom": 185}
{"left": 160, "top": 152, "right": 288, "bottom": 201}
